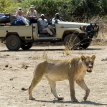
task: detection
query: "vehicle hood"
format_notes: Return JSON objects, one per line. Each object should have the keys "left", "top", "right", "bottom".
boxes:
{"left": 58, "top": 21, "right": 90, "bottom": 28}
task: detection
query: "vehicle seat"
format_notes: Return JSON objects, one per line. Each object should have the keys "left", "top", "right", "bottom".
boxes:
{"left": 37, "top": 20, "right": 55, "bottom": 37}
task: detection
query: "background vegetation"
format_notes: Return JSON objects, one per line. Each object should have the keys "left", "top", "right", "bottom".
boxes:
{"left": 0, "top": 0, "right": 107, "bottom": 21}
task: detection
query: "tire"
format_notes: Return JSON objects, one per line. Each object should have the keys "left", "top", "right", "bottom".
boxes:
{"left": 6, "top": 35, "right": 21, "bottom": 51}
{"left": 21, "top": 42, "right": 33, "bottom": 50}
{"left": 64, "top": 33, "right": 80, "bottom": 50}
{"left": 80, "top": 39, "right": 91, "bottom": 49}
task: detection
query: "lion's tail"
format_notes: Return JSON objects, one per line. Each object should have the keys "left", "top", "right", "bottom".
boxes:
{"left": 21, "top": 87, "right": 28, "bottom": 91}
{"left": 43, "top": 50, "right": 48, "bottom": 61}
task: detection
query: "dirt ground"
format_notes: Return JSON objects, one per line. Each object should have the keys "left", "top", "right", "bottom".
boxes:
{"left": 0, "top": 44, "right": 107, "bottom": 107}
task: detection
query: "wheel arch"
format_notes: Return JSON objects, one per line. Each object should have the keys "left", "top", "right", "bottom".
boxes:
{"left": 6, "top": 32, "right": 19, "bottom": 38}
{"left": 64, "top": 33, "right": 81, "bottom": 50}
{"left": 62, "top": 30, "right": 80, "bottom": 41}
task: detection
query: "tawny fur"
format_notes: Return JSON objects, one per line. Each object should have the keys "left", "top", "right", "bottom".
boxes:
{"left": 28, "top": 55, "right": 96, "bottom": 102}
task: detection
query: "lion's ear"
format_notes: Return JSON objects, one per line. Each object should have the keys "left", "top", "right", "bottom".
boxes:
{"left": 81, "top": 55, "right": 86, "bottom": 61}
{"left": 92, "top": 55, "right": 96, "bottom": 60}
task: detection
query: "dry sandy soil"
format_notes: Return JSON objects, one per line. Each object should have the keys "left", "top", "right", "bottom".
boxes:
{"left": 0, "top": 44, "right": 107, "bottom": 107}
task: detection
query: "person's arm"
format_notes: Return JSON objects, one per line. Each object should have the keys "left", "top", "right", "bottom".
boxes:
{"left": 26, "top": 11, "right": 30, "bottom": 17}
{"left": 52, "top": 18, "right": 57, "bottom": 25}
{"left": 34, "top": 10, "right": 37, "bottom": 17}
{"left": 21, "top": 16, "right": 29, "bottom": 25}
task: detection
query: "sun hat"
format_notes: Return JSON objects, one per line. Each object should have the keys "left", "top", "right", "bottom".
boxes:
{"left": 41, "top": 14, "right": 45, "bottom": 16}
{"left": 18, "top": 7, "right": 22, "bottom": 10}
{"left": 30, "top": 5, "right": 35, "bottom": 9}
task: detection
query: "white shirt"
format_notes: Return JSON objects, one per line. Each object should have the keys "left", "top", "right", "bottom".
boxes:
{"left": 27, "top": 10, "right": 37, "bottom": 18}
{"left": 52, "top": 18, "right": 61, "bottom": 24}
{"left": 17, "top": 15, "right": 29, "bottom": 25}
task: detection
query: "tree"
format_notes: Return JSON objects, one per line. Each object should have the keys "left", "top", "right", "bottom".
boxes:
{"left": 0, "top": 0, "right": 20, "bottom": 13}
{"left": 0, "top": 0, "right": 107, "bottom": 20}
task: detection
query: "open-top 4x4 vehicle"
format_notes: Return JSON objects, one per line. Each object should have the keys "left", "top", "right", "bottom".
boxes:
{"left": 0, "top": 15, "right": 99, "bottom": 51}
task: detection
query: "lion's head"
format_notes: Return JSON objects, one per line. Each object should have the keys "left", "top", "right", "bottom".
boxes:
{"left": 81, "top": 55, "right": 96, "bottom": 72}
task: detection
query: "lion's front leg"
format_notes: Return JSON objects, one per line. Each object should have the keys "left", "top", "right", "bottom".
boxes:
{"left": 76, "top": 79, "right": 90, "bottom": 101}
{"left": 68, "top": 78, "right": 78, "bottom": 102}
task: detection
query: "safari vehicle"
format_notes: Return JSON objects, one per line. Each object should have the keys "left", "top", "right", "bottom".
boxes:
{"left": 0, "top": 17, "right": 99, "bottom": 51}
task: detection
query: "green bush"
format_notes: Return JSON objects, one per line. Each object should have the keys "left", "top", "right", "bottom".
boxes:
{"left": 0, "top": 0, "right": 21, "bottom": 14}
{"left": 0, "top": 0, "right": 107, "bottom": 21}
{"left": 21, "top": 0, "right": 72, "bottom": 20}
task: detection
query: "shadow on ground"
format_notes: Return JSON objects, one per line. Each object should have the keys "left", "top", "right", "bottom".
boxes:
{"left": 32, "top": 99, "right": 107, "bottom": 106}
{"left": 0, "top": 47, "right": 102, "bottom": 52}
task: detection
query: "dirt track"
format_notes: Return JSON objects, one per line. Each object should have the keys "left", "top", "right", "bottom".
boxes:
{"left": 0, "top": 44, "right": 107, "bottom": 107}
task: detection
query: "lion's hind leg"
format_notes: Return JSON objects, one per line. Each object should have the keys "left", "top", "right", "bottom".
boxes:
{"left": 48, "top": 79, "right": 64, "bottom": 101}
{"left": 76, "top": 79, "right": 90, "bottom": 101}
{"left": 29, "top": 66, "right": 44, "bottom": 100}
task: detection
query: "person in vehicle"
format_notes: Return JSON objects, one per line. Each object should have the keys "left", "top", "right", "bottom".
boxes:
{"left": 37, "top": 14, "right": 53, "bottom": 36}
{"left": 27, "top": 5, "right": 38, "bottom": 25}
{"left": 15, "top": 7, "right": 29, "bottom": 25}
{"left": 52, "top": 13, "right": 61, "bottom": 24}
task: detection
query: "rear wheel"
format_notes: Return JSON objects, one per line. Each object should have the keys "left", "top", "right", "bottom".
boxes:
{"left": 21, "top": 42, "right": 33, "bottom": 50}
{"left": 6, "top": 35, "right": 21, "bottom": 51}
{"left": 64, "top": 33, "right": 80, "bottom": 50}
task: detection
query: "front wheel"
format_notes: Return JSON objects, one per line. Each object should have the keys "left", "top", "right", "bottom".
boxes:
{"left": 21, "top": 42, "right": 33, "bottom": 50}
{"left": 6, "top": 35, "right": 21, "bottom": 51}
{"left": 80, "top": 39, "right": 91, "bottom": 49}
{"left": 64, "top": 33, "right": 80, "bottom": 50}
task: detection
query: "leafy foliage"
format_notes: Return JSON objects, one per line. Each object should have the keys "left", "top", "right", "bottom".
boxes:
{"left": 21, "top": 0, "right": 72, "bottom": 20}
{"left": 0, "top": 0, "right": 21, "bottom": 13}
{"left": 0, "top": 0, "right": 107, "bottom": 20}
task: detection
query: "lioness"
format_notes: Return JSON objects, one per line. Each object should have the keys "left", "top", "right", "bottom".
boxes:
{"left": 28, "top": 55, "right": 96, "bottom": 102}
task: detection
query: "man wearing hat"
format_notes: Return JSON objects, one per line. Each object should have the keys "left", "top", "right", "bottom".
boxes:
{"left": 52, "top": 13, "right": 62, "bottom": 25}
{"left": 38, "top": 14, "right": 53, "bottom": 36}
{"left": 14, "top": 7, "right": 29, "bottom": 25}
{"left": 27, "top": 5, "right": 38, "bottom": 25}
